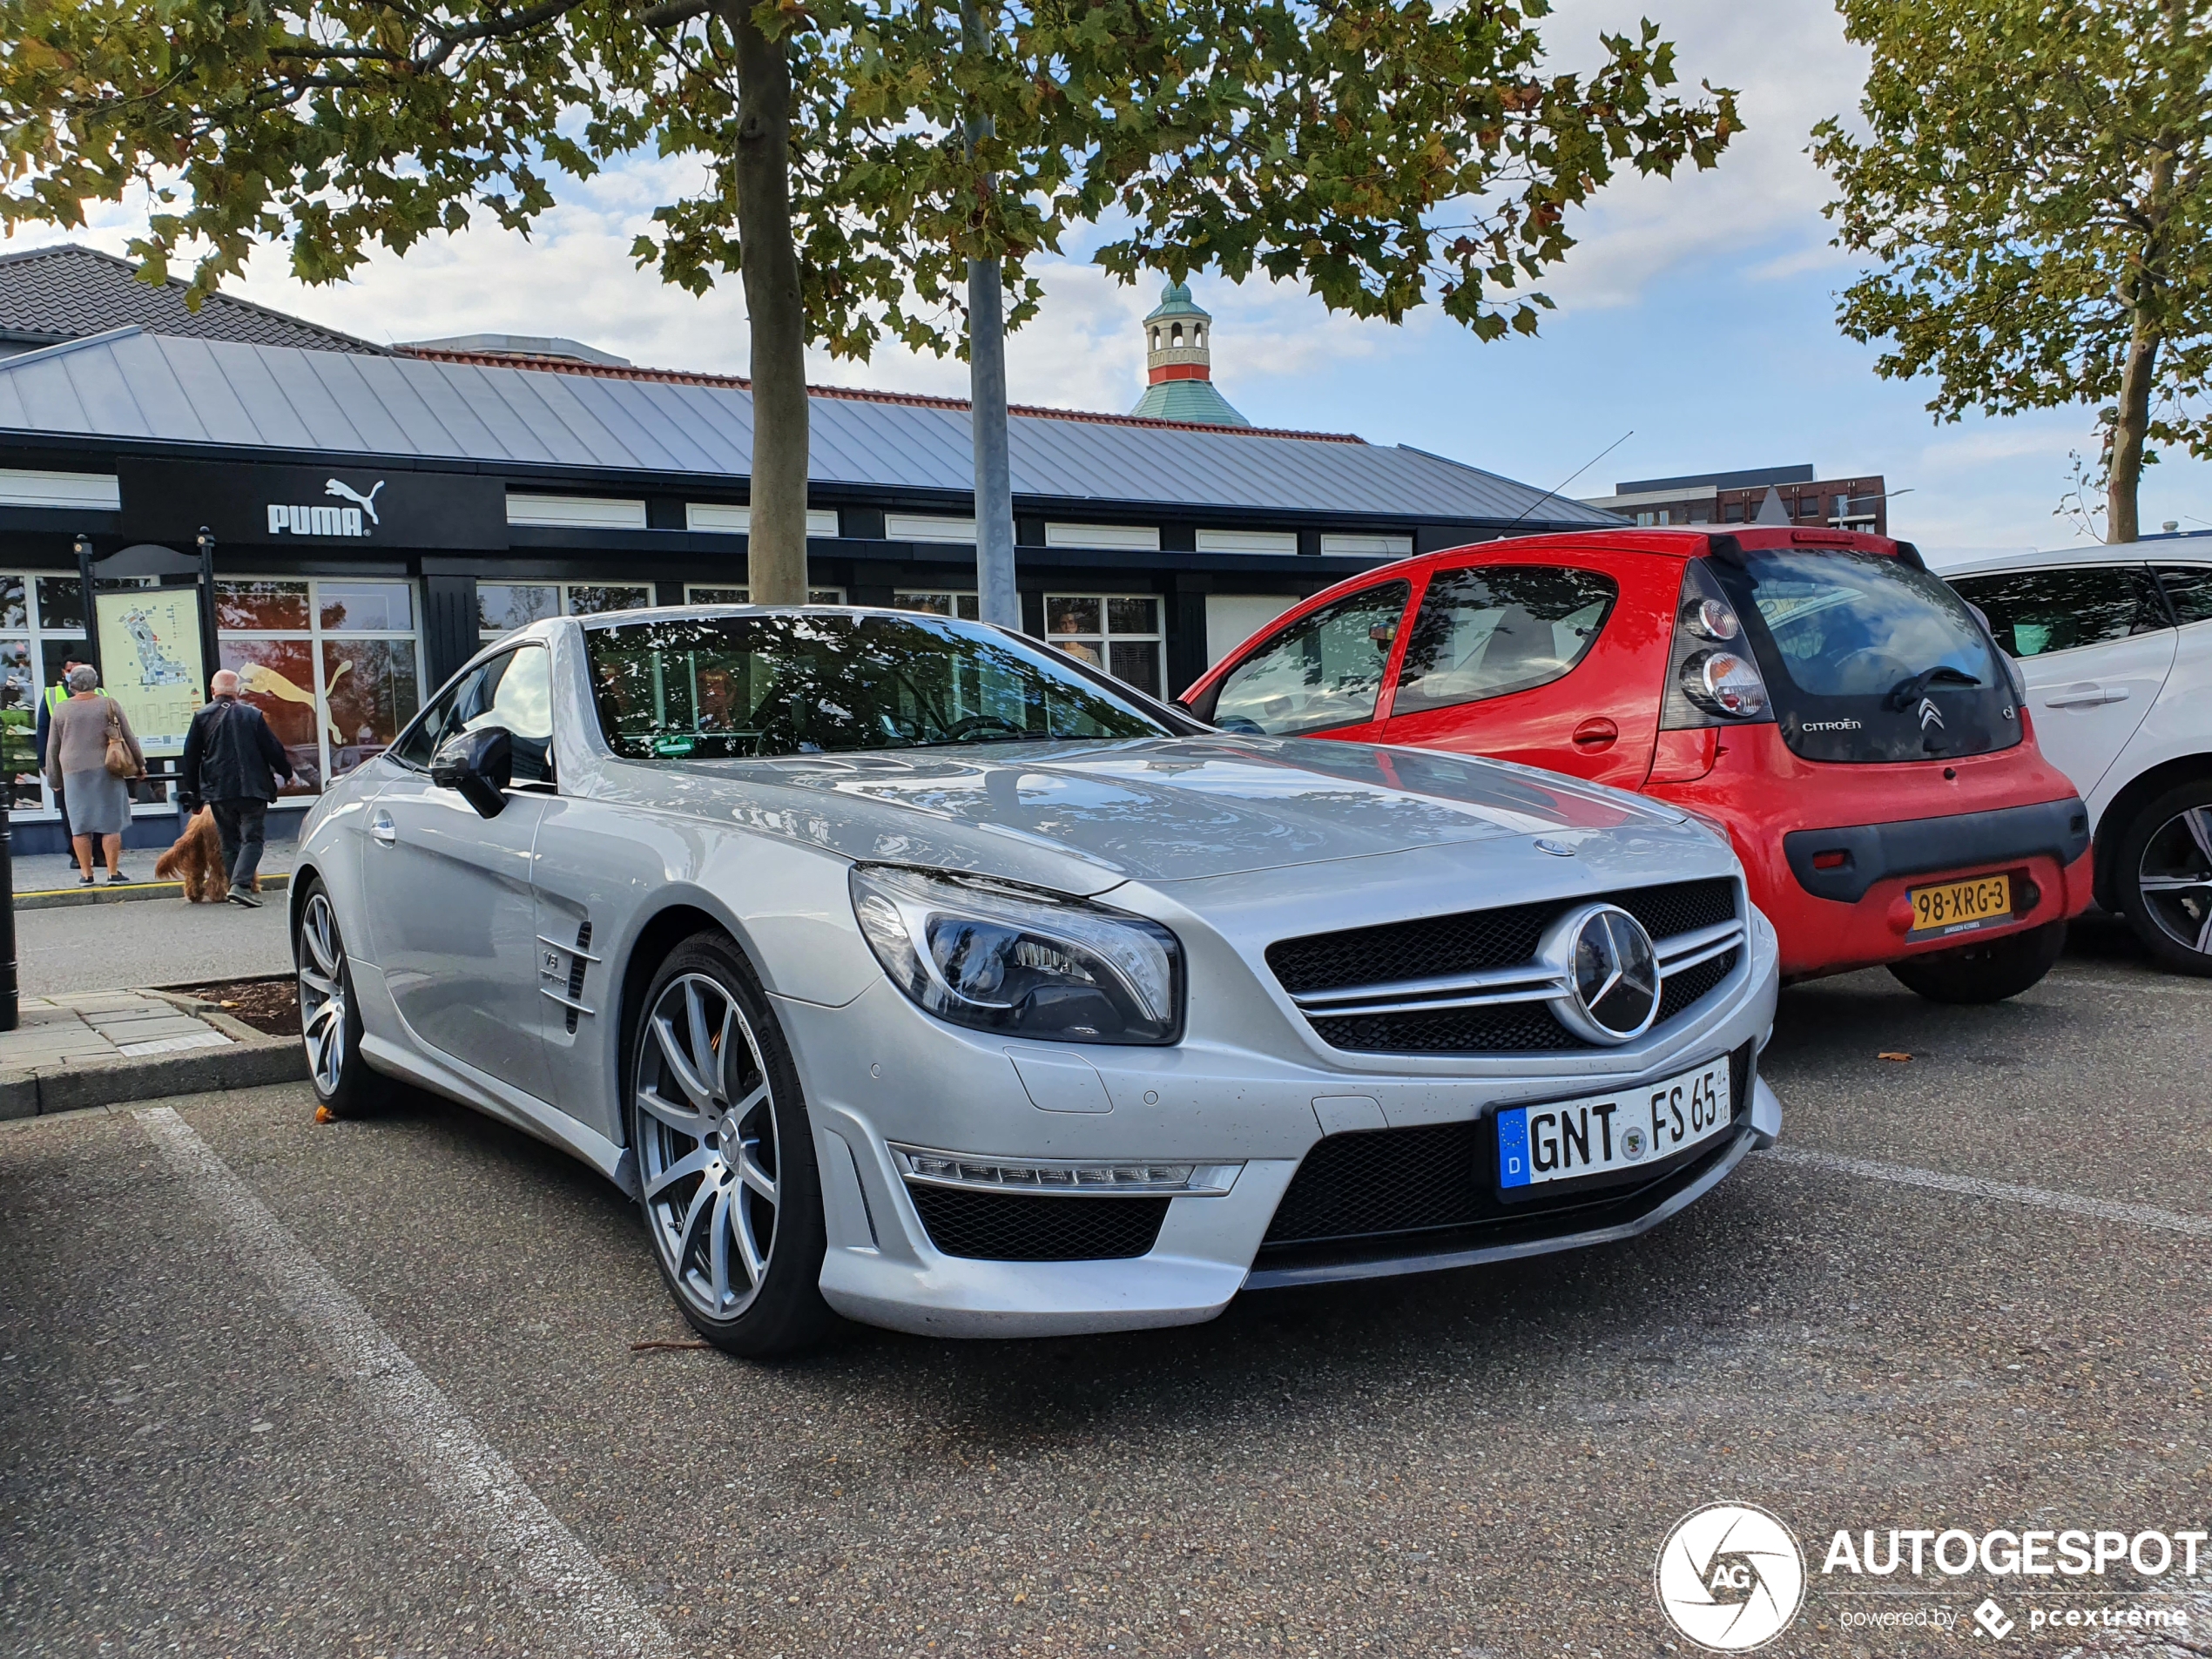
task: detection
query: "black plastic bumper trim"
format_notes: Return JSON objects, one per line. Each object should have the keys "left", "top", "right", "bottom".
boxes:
{"left": 1241, "top": 1127, "right": 1758, "bottom": 1290}
{"left": 1782, "top": 797, "right": 2089, "bottom": 905}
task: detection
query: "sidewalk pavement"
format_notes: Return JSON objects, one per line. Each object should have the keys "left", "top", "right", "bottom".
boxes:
{"left": 0, "top": 989, "right": 305, "bottom": 1117}
{"left": 9, "top": 844, "right": 299, "bottom": 907}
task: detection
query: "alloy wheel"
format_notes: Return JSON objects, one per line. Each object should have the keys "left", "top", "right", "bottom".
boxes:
{"left": 635, "top": 973, "right": 780, "bottom": 1321}
{"left": 2136, "top": 805, "right": 2212, "bottom": 959}
{"left": 297, "top": 891, "right": 349, "bottom": 1096}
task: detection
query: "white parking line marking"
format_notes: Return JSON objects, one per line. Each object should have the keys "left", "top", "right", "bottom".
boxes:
{"left": 1762, "top": 1145, "right": 2212, "bottom": 1239}
{"left": 135, "top": 1107, "right": 676, "bottom": 1658}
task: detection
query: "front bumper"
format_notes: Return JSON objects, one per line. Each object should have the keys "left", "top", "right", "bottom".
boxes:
{"left": 778, "top": 919, "right": 1781, "bottom": 1338}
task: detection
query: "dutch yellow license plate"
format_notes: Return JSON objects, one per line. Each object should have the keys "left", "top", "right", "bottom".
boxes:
{"left": 1907, "top": 873, "right": 2013, "bottom": 937}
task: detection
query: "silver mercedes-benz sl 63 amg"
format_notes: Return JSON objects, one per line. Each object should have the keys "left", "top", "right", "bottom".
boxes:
{"left": 290, "top": 606, "right": 1782, "bottom": 1354}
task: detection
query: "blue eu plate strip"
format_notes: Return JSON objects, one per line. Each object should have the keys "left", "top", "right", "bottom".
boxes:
{"left": 1495, "top": 1107, "right": 1530, "bottom": 1190}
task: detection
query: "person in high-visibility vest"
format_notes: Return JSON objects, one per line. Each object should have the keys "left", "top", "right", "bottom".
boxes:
{"left": 34, "top": 653, "right": 95, "bottom": 835}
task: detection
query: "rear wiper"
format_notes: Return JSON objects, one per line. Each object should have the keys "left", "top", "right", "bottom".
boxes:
{"left": 1884, "top": 664, "right": 1981, "bottom": 709}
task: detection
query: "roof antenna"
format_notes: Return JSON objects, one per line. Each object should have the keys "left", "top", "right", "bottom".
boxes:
{"left": 1504, "top": 429, "right": 1634, "bottom": 529}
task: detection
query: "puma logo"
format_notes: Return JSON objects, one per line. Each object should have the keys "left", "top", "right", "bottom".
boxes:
{"left": 324, "top": 478, "right": 386, "bottom": 524}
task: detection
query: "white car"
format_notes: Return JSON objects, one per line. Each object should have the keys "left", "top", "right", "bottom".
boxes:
{"left": 291, "top": 606, "right": 1782, "bottom": 1354}
{"left": 1946, "top": 549, "right": 2212, "bottom": 973}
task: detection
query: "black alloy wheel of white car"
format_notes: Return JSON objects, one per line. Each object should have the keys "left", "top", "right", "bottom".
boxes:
{"left": 293, "top": 875, "right": 382, "bottom": 1116}
{"left": 627, "top": 932, "right": 833, "bottom": 1358}
{"left": 1886, "top": 918, "right": 2068, "bottom": 1005}
{"left": 2114, "top": 780, "right": 2212, "bottom": 977}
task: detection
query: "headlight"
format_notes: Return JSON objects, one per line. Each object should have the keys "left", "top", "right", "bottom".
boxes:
{"left": 849, "top": 865, "right": 1184, "bottom": 1045}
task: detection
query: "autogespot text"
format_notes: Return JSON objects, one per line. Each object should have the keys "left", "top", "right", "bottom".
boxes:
{"left": 1823, "top": 1527, "right": 2208, "bottom": 1578}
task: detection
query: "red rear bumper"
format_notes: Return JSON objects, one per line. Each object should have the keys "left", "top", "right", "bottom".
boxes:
{"left": 1644, "top": 727, "right": 2093, "bottom": 981}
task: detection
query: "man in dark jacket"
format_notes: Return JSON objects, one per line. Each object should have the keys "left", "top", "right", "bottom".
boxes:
{"left": 179, "top": 670, "right": 293, "bottom": 908}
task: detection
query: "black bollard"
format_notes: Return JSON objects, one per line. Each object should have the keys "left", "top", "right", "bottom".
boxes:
{"left": 0, "top": 792, "right": 17, "bottom": 1031}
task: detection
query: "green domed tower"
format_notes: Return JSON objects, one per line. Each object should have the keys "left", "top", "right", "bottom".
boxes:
{"left": 1130, "top": 281, "right": 1250, "bottom": 427}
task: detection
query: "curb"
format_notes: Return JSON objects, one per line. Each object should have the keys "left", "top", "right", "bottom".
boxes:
{"left": 0, "top": 995, "right": 307, "bottom": 1120}
{"left": 15, "top": 872, "right": 293, "bottom": 912}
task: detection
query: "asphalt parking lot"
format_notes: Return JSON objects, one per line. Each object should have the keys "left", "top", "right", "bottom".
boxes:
{"left": 2, "top": 919, "right": 2206, "bottom": 1659}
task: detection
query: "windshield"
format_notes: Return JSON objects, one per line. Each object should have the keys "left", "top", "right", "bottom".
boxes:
{"left": 585, "top": 611, "right": 1172, "bottom": 759}
{"left": 1708, "top": 548, "right": 2020, "bottom": 763}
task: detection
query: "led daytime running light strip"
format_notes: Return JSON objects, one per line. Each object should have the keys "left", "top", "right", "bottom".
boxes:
{"left": 889, "top": 1143, "right": 1241, "bottom": 1197}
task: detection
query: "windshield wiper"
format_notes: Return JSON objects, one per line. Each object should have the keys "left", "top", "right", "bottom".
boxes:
{"left": 1884, "top": 664, "right": 1982, "bottom": 709}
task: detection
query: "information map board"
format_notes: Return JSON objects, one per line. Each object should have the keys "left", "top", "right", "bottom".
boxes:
{"left": 95, "top": 585, "right": 207, "bottom": 758}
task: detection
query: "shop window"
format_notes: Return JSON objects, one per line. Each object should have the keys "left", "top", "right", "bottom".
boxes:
{"left": 892, "top": 590, "right": 980, "bottom": 620}
{"left": 480, "top": 583, "right": 653, "bottom": 638}
{"left": 685, "top": 585, "right": 846, "bottom": 606}
{"left": 0, "top": 572, "right": 154, "bottom": 813}
{"left": 565, "top": 584, "right": 653, "bottom": 617}
{"left": 218, "top": 577, "right": 422, "bottom": 796}
{"left": 1045, "top": 594, "right": 1164, "bottom": 697}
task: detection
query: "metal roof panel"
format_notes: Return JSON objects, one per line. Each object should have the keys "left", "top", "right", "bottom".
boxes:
{"left": 0, "top": 330, "right": 1617, "bottom": 525}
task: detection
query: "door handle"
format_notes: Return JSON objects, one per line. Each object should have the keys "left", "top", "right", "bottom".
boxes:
{"left": 370, "top": 811, "right": 396, "bottom": 846}
{"left": 1571, "top": 718, "right": 1619, "bottom": 749}
{"left": 2043, "top": 685, "right": 2128, "bottom": 708}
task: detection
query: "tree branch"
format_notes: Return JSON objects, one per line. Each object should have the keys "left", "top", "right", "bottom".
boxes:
{"left": 640, "top": 0, "right": 712, "bottom": 27}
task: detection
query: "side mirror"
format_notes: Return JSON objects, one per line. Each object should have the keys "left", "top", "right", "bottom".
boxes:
{"left": 430, "top": 726, "right": 512, "bottom": 819}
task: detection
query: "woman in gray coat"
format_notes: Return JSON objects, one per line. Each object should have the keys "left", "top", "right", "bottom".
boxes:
{"left": 44, "top": 665, "right": 145, "bottom": 884}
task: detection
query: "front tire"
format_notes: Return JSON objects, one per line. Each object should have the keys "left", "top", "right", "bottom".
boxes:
{"left": 625, "top": 933, "right": 833, "bottom": 1359}
{"left": 2113, "top": 781, "right": 2212, "bottom": 976}
{"left": 293, "top": 877, "right": 382, "bottom": 1116}
{"left": 1886, "top": 919, "right": 2067, "bottom": 1005}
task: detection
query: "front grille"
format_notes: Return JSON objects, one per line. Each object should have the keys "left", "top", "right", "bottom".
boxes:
{"left": 1263, "top": 1042, "right": 1754, "bottom": 1251}
{"left": 1271, "top": 877, "right": 1742, "bottom": 1055}
{"left": 1656, "top": 949, "right": 1736, "bottom": 1025}
{"left": 907, "top": 1184, "right": 1169, "bottom": 1261}
{"left": 1268, "top": 877, "right": 1737, "bottom": 996}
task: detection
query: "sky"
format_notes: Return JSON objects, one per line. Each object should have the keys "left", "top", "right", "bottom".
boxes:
{"left": 17, "top": 0, "right": 2207, "bottom": 556}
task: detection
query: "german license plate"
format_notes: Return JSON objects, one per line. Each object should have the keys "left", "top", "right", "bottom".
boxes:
{"left": 1907, "top": 873, "right": 2013, "bottom": 937}
{"left": 1495, "top": 1056, "right": 1731, "bottom": 1191}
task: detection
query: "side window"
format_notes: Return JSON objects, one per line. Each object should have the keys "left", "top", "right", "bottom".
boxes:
{"left": 2155, "top": 564, "right": 2212, "bottom": 625}
{"left": 389, "top": 662, "right": 488, "bottom": 770}
{"left": 464, "top": 646, "right": 555, "bottom": 784}
{"left": 1949, "top": 566, "right": 2168, "bottom": 657}
{"left": 1393, "top": 565, "right": 1619, "bottom": 716}
{"left": 1209, "top": 582, "right": 1411, "bottom": 736}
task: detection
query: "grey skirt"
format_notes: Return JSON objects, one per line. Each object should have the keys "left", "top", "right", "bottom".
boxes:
{"left": 63, "top": 766, "right": 131, "bottom": 837}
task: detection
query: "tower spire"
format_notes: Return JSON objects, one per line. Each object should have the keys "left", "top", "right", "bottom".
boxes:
{"left": 1130, "top": 281, "right": 1249, "bottom": 427}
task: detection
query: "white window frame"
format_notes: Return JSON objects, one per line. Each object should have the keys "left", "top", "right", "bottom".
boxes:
{"left": 0, "top": 469, "right": 121, "bottom": 510}
{"left": 1318, "top": 532, "right": 1413, "bottom": 557}
{"left": 1196, "top": 528, "right": 1298, "bottom": 555}
{"left": 686, "top": 503, "right": 841, "bottom": 539}
{"left": 479, "top": 580, "right": 659, "bottom": 639}
{"left": 216, "top": 576, "right": 427, "bottom": 802}
{"left": 1044, "top": 523, "right": 1160, "bottom": 551}
{"left": 1043, "top": 592, "right": 1166, "bottom": 696}
{"left": 884, "top": 513, "right": 977, "bottom": 544}
{"left": 505, "top": 495, "right": 650, "bottom": 530}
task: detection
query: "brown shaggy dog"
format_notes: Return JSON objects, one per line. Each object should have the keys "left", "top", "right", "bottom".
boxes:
{"left": 154, "top": 806, "right": 231, "bottom": 903}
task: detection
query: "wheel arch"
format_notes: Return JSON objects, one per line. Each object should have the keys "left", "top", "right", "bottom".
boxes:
{"left": 610, "top": 896, "right": 778, "bottom": 1145}
{"left": 2092, "top": 753, "right": 2212, "bottom": 911}
{"left": 287, "top": 858, "right": 323, "bottom": 944}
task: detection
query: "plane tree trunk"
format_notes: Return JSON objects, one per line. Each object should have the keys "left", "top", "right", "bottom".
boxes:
{"left": 728, "top": 3, "right": 809, "bottom": 602}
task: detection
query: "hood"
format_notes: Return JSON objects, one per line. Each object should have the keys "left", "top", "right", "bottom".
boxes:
{"left": 584, "top": 734, "right": 1676, "bottom": 889}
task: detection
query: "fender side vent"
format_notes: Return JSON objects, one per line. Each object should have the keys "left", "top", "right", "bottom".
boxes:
{"left": 566, "top": 921, "right": 592, "bottom": 1034}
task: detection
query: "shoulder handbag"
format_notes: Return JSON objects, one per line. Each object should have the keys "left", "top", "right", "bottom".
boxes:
{"left": 102, "top": 700, "right": 139, "bottom": 779}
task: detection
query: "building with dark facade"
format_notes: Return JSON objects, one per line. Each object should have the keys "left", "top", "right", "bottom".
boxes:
{"left": 0, "top": 244, "right": 1617, "bottom": 853}
{"left": 1579, "top": 463, "right": 1890, "bottom": 536}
